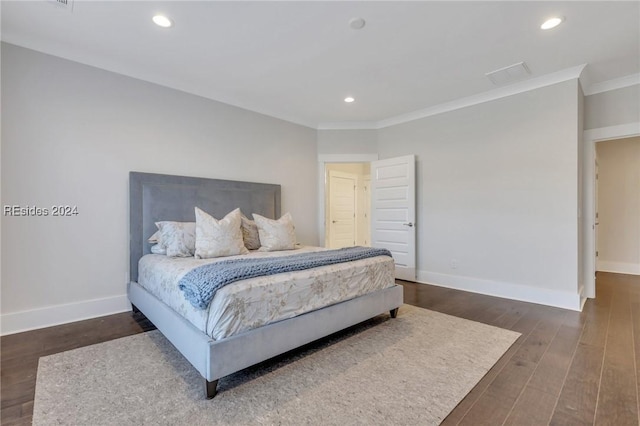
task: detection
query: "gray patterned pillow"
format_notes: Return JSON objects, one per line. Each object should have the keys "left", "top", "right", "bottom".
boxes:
{"left": 195, "top": 207, "right": 249, "bottom": 259}
{"left": 150, "top": 244, "right": 167, "bottom": 255}
{"left": 155, "top": 221, "right": 196, "bottom": 257}
{"left": 240, "top": 213, "right": 261, "bottom": 250}
{"left": 148, "top": 231, "right": 161, "bottom": 244}
{"left": 253, "top": 212, "right": 297, "bottom": 251}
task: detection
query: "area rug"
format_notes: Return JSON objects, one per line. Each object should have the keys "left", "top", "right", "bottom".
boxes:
{"left": 33, "top": 305, "right": 519, "bottom": 425}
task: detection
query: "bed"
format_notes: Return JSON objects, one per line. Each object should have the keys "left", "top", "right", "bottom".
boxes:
{"left": 127, "top": 172, "right": 404, "bottom": 399}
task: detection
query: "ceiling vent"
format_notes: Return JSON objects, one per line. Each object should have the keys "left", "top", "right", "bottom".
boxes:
{"left": 48, "top": 0, "right": 74, "bottom": 11}
{"left": 485, "top": 62, "right": 531, "bottom": 85}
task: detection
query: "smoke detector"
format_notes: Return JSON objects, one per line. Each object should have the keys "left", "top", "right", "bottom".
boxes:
{"left": 349, "top": 17, "right": 366, "bottom": 30}
{"left": 485, "top": 62, "right": 531, "bottom": 85}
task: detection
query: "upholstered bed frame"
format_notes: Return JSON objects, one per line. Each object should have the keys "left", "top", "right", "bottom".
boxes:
{"left": 127, "top": 171, "right": 404, "bottom": 399}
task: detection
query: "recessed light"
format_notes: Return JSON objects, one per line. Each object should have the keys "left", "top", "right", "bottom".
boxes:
{"left": 153, "top": 14, "right": 173, "bottom": 28}
{"left": 541, "top": 17, "right": 563, "bottom": 30}
{"left": 344, "top": 97, "right": 355, "bottom": 103}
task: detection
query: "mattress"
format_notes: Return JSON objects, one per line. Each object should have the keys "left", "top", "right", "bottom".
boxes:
{"left": 137, "top": 246, "right": 395, "bottom": 340}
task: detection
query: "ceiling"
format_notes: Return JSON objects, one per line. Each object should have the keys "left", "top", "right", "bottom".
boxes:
{"left": 2, "top": 1, "right": 639, "bottom": 129}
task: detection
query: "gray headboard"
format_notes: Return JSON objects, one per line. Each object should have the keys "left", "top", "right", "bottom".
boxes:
{"left": 129, "top": 172, "right": 281, "bottom": 282}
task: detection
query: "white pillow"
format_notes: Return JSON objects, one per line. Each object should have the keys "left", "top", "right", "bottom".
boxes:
{"left": 195, "top": 207, "right": 249, "bottom": 259}
{"left": 155, "top": 221, "right": 196, "bottom": 257}
{"left": 253, "top": 212, "right": 296, "bottom": 251}
{"left": 240, "top": 213, "right": 261, "bottom": 250}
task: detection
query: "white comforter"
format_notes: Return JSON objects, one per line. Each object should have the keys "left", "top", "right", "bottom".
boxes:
{"left": 138, "top": 246, "right": 395, "bottom": 340}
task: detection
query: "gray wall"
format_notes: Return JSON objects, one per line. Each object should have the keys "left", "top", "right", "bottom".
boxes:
{"left": 3, "top": 39, "right": 634, "bottom": 330}
{"left": 377, "top": 80, "right": 581, "bottom": 303}
{"left": 584, "top": 85, "right": 640, "bottom": 130}
{"left": 317, "top": 129, "right": 378, "bottom": 154}
{"left": 1, "top": 43, "right": 318, "bottom": 332}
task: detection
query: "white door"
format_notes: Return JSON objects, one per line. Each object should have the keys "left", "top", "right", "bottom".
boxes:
{"left": 328, "top": 171, "right": 357, "bottom": 248}
{"left": 371, "top": 155, "right": 416, "bottom": 281}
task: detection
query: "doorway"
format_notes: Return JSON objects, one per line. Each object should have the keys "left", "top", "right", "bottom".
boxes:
{"left": 595, "top": 136, "right": 640, "bottom": 275}
{"left": 583, "top": 122, "right": 640, "bottom": 299}
{"left": 318, "top": 153, "right": 417, "bottom": 281}
{"left": 325, "top": 163, "right": 371, "bottom": 248}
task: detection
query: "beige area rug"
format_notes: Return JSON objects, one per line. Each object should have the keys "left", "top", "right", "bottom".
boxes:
{"left": 33, "top": 305, "right": 519, "bottom": 425}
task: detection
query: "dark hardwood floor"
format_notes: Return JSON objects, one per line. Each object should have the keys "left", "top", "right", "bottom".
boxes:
{"left": 2, "top": 272, "right": 639, "bottom": 425}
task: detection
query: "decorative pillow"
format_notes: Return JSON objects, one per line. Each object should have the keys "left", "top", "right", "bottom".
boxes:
{"left": 155, "top": 221, "right": 196, "bottom": 257}
{"left": 240, "top": 213, "right": 261, "bottom": 250}
{"left": 195, "top": 207, "right": 249, "bottom": 259}
{"left": 150, "top": 244, "right": 167, "bottom": 255}
{"left": 148, "top": 230, "right": 161, "bottom": 244}
{"left": 253, "top": 212, "right": 296, "bottom": 251}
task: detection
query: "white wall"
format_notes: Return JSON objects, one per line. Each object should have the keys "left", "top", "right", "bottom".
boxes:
{"left": 377, "top": 80, "right": 582, "bottom": 309}
{"left": 1, "top": 43, "right": 318, "bottom": 334}
{"left": 596, "top": 137, "right": 640, "bottom": 275}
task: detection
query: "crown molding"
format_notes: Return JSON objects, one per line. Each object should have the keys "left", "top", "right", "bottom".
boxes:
{"left": 317, "top": 121, "right": 379, "bottom": 130}
{"left": 318, "top": 64, "right": 587, "bottom": 130}
{"left": 582, "top": 73, "right": 640, "bottom": 96}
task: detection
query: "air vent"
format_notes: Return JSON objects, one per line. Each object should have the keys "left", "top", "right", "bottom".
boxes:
{"left": 48, "top": 0, "right": 74, "bottom": 11}
{"left": 485, "top": 62, "right": 531, "bottom": 85}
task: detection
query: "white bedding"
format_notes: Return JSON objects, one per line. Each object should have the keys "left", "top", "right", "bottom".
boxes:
{"left": 137, "top": 246, "right": 395, "bottom": 340}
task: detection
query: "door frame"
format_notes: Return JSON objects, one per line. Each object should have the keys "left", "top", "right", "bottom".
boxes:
{"left": 583, "top": 122, "right": 640, "bottom": 299}
{"left": 317, "top": 154, "right": 378, "bottom": 247}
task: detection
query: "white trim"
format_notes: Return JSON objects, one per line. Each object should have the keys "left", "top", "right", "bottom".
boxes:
{"left": 597, "top": 261, "right": 640, "bottom": 276}
{"left": 317, "top": 64, "right": 586, "bottom": 130}
{"left": 0, "top": 294, "right": 131, "bottom": 336}
{"left": 378, "top": 64, "right": 585, "bottom": 129}
{"left": 416, "top": 270, "right": 582, "bottom": 311}
{"left": 317, "top": 122, "right": 379, "bottom": 130}
{"left": 584, "top": 122, "right": 640, "bottom": 142}
{"left": 583, "top": 122, "right": 640, "bottom": 299}
{"left": 317, "top": 154, "right": 379, "bottom": 247}
{"left": 583, "top": 73, "right": 640, "bottom": 96}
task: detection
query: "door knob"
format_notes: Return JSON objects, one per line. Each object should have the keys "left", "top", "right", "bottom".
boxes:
{"left": 403, "top": 222, "right": 413, "bottom": 227}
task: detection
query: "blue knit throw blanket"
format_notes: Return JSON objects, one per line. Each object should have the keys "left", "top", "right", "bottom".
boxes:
{"left": 178, "top": 246, "right": 392, "bottom": 310}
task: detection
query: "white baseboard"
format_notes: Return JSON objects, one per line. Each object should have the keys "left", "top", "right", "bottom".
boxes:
{"left": 416, "top": 270, "right": 583, "bottom": 311}
{"left": 1, "top": 294, "right": 131, "bottom": 336}
{"left": 597, "top": 260, "right": 640, "bottom": 276}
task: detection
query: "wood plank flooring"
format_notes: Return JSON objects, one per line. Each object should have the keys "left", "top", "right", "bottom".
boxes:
{"left": 1, "top": 272, "right": 638, "bottom": 425}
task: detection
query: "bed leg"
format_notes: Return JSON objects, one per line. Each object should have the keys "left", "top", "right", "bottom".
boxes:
{"left": 205, "top": 379, "right": 219, "bottom": 399}
{"left": 390, "top": 308, "right": 399, "bottom": 318}
{"left": 131, "top": 304, "right": 140, "bottom": 314}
